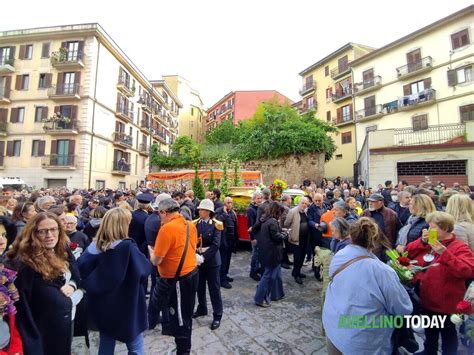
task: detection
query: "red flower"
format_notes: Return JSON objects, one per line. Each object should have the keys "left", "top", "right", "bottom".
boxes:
{"left": 398, "top": 256, "right": 411, "bottom": 266}
{"left": 456, "top": 300, "right": 473, "bottom": 315}
{"left": 70, "top": 242, "right": 78, "bottom": 251}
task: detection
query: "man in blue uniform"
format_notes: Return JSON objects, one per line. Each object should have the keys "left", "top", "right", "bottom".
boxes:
{"left": 129, "top": 191, "right": 153, "bottom": 255}
{"left": 192, "top": 199, "right": 224, "bottom": 330}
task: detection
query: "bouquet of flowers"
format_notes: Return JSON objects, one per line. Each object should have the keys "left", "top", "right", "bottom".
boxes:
{"left": 0, "top": 264, "right": 19, "bottom": 319}
{"left": 450, "top": 282, "right": 474, "bottom": 344}
{"left": 269, "top": 179, "right": 287, "bottom": 200}
{"left": 386, "top": 249, "right": 415, "bottom": 284}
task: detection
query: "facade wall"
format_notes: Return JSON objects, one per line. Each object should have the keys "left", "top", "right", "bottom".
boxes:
{"left": 233, "top": 91, "right": 291, "bottom": 122}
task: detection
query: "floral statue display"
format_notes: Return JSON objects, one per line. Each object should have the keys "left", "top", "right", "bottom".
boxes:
{"left": 43, "top": 112, "right": 71, "bottom": 124}
{"left": 269, "top": 179, "right": 287, "bottom": 201}
{"left": 0, "top": 263, "right": 22, "bottom": 354}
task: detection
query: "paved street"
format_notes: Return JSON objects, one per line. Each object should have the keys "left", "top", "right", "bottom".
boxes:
{"left": 72, "top": 250, "right": 328, "bottom": 354}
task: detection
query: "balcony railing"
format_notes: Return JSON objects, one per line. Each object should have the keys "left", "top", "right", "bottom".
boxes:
{"left": 394, "top": 123, "right": 466, "bottom": 146}
{"left": 334, "top": 114, "right": 353, "bottom": 125}
{"left": 113, "top": 132, "right": 133, "bottom": 147}
{"left": 42, "top": 155, "right": 76, "bottom": 168}
{"left": 354, "top": 76, "right": 382, "bottom": 95}
{"left": 396, "top": 56, "right": 432, "bottom": 78}
{"left": 332, "top": 87, "right": 352, "bottom": 103}
{"left": 0, "top": 121, "right": 7, "bottom": 135}
{"left": 115, "top": 104, "right": 134, "bottom": 122}
{"left": 299, "top": 82, "right": 316, "bottom": 96}
{"left": 117, "top": 77, "right": 135, "bottom": 97}
{"left": 140, "top": 117, "right": 151, "bottom": 131}
{"left": 398, "top": 88, "right": 436, "bottom": 110}
{"left": 139, "top": 143, "right": 149, "bottom": 155}
{"left": 50, "top": 50, "right": 84, "bottom": 68}
{"left": 153, "top": 129, "right": 166, "bottom": 142}
{"left": 356, "top": 105, "right": 383, "bottom": 120}
{"left": 48, "top": 83, "right": 81, "bottom": 98}
{"left": 112, "top": 161, "right": 131, "bottom": 174}
{"left": 0, "top": 58, "right": 15, "bottom": 73}
{"left": 43, "top": 120, "right": 78, "bottom": 134}
{"left": 331, "top": 63, "right": 351, "bottom": 80}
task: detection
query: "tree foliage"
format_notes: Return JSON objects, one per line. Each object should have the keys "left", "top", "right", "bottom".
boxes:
{"left": 208, "top": 169, "right": 216, "bottom": 191}
{"left": 192, "top": 166, "right": 205, "bottom": 200}
{"left": 219, "top": 157, "right": 229, "bottom": 197}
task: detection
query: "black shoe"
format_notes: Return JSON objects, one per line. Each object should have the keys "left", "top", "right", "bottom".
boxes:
{"left": 255, "top": 302, "right": 271, "bottom": 308}
{"left": 210, "top": 319, "right": 221, "bottom": 330}
{"left": 221, "top": 281, "right": 232, "bottom": 289}
{"left": 294, "top": 276, "right": 303, "bottom": 285}
{"left": 226, "top": 276, "right": 234, "bottom": 282}
{"left": 250, "top": 272, "right": 261, "bottom": 281}
{"left": 299, "top": 274, "right": 307, "bottom": 278}
{"left": 192, "top": 310, "right": 208, "bottom": 318}
{"left": 281, "top": 263, "right": 290, "bottom": 269}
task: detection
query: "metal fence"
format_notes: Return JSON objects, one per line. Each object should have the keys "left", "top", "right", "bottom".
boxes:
{"left": 394, "top": 123, "right": 465, "bottom": 146}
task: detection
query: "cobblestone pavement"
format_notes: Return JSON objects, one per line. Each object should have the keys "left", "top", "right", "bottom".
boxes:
{"left": 73, "top": 250, "right": 327, "bottom": 354}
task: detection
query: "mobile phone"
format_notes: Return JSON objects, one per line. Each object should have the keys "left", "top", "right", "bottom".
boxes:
{"left": 428, "top": 228, "right": 438, "bottom": 245}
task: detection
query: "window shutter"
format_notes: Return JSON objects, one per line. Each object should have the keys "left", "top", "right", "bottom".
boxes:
{"left": 50, "top": 140, "right": 58, "bottom": 154}
{"left": 68, "top": 140, "right": 76, "bottom": 156}
{"left": 0, "top": 141, "right": 4, "bottom": 156}
{"left": 74, "top": 71, "right": 81, "bottom": 84}
{"left": 118, "top": 67, "right": 123, "bottom": 82}
{"left": 41, "top": 43, "right": 50, "bottom": 58}
{"left": 423, "top": 77, "right": 432, "bottom": 89}
{"left": 71, "top": 106, "right": 77, "bottom": 120}
{"left": 403, "top": 84, "right": 411, "bottom": 96}
{"left": 116, "top": 92, "right": 121, "bottom": 109}
{"left": 54, "top": 106, "right": 60, "bottom": 115}
{"left": 61, "top": 42, "right": 67, "bottom": 49}
{"left": 42, "top": 106, "right": 49, "bottom": 119}
{"left": 10, "top": 108, "right": 18, "bottom": 123}
{"left": 461, "top": 31, "right": 470, "bottom": 46}
{"left": 38, "top": 140, "right": 45, "bottom": 156}
{"left": 4, "top": 76, "right": 11, "bottom": 96}
{"left": 78, "top": 41, "right": 84, "bottom": 56}
{"left": 15, "top": 75, "right": 22, "bottom": 90}
{"left": 0, "top": 108, "right": 7, "bottom": 122}
{"left": 18, "top": 45, "right": 26, "bottom": 60}
{"left": 9, "top": 46, "right": 15, "bottom": 60}
{"left": 447, "top": 70, "right": 457, "bottom": 86}
{"left": 45, "top": 73, "right": 52, "bottom": 88}
{"left": 349, "top": 104, "right": 353, "bottom": 119}
{"left": 56, "top": 72, "right": 63, "bottom": 87}
{"left": 451, "top": 35, "right": 460, "bottom": 49}
{"left": 336, "top": 107, "right": 342, "bottom": 121}
{"left": 6, "top": 141, "right": 13, "bottom": 156}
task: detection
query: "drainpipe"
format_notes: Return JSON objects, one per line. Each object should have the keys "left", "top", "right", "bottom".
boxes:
{"left": 87, "top": 39, "right": 101, "bottom": 189}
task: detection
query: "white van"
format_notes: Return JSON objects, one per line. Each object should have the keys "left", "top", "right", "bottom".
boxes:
{"left": 0, "top": 177, "right": 27, "bottom": 191}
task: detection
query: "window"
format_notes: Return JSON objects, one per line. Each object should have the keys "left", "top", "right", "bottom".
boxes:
{"left": 6, "top": 140, "right": 21, "bottom": 157}
{"left": 338, "top": 55, "right": 349, "bottom": 72}
{"left": 456, "top": 66, "right": 472, "bottom": 84}
{"left": 38, "top": 73, "right": 52, "bottom": 89}
{"left": 326, "top": 111, "right": 331, "bottom": 122}
{"left": 326, "top": 88, "right": 332, "bottom": 99}
{"left": 25, "top": 45, "right": 33, "bottom": 59}
{"left": 66, "top": 41, "right": 79, "bottom": 61}
{"left": 410, "top": 80, "right": 425, "bottom": 94}
{"left": 35, "top": 106, "right": 48, "bottom": 122}
{"left": 119, "top": 182, "right": 126, "bottom": 190}
{"left": 342, "top": 105, "right": 351, "bottom": 121}
{"left": 412, "top": 114, "right": 428, "bottom": 131}
{"left": 451, "top": 29, "right": 470, "bottom": 50}
{"left": 17, "top": 107, "right": 24, "bottom": 123}
{"left": 10, "top": 107, "right": 25, "bottom": 123}
{"left": 341, "top": 132, "right": 352, "bottom": 144}
{"left": 0, "top": 47, "right": 13, "bottom": 66}
{"left": 96, "top": 180, "right": 105, "bottom": 190}
{"left": 325, "top": 66, "right": 329, "bottom": 76}
{"left": 16, "top": 74, "right": 29, "bottom": 90}
{"left": 41, "top": 42, "right": 50, "bottom": 58}
{"left": 31, "top": 140, "right": 45, "bottom": 157}
{"left": 335, "top": 154, "right": 343, "bottom": 160}
{"left": 460, "top": 104, "right": 474, "bottom": 122}
{"left": 364, "top": 96, "right": 376, "bottom": 116}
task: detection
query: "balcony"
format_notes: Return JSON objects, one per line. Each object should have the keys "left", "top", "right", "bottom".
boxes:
{"left": 139, "top": 117, "right": 151, "bottom": 133}
{"left": 112, "top": 161, "right": 131, "bottom": 175}
{"left": 398, "top": 88, "right": 436, "bottom": 111}
{"left": 332, "top": 88, "right": 352, "bottom": 103}
{"left": 355, "top": 105, "right": 384, "bottom": 122}
{"left": 333, "top": 114, "right": 354, "bottom": 127}
{"left": 394, "top": 123, "right": 466, "bottom": 146}
{"left": 299, "top": 82, "right": 316, "bottom": 96}
{"left": 396, "top": 56, "right": 432, "bottom": 80}
{"left": 153, "top": 129, "right": 167, "bottom": 144}
{"left": 50, "top": 50, "right": 84, "bottom": 69}
{"left": 0, "top": 87, "right": 11, "bottom": 104}
{"left": 301, "top": 101, "right": 318, "bottom": 113}
{"left": 113, "top": 132, "right": 133, "bottom": 148}
{"left": 138, "top": 143, "right": 149, "bottom": 156}
{"left": 139, "top": 96, "right": 152, "bottom": 113}
{"left": 331, "top": 63, "right": 351, "bottom": 80}
{"left": 0, "top": 58, "right": 15, "bottom": 73}
{"left": 354, "top": 76, "right": 382, "bottom": 96}
{"left": 43, "top": 120, "right": 78, "bottom": 135}
{"left": 0, "top": 122, "right": 7, "bottom": 136}
{"left": 117, "top": 78, "right": 135, "bottom": 98}
{"left": 42, "top": 155, "right": 77, "bottom": 169}
{"left": 115, "top": 104, "right": 134, "bottom": 123}
{"left": 48, "top": 83, "right": 81, "bottom": 100}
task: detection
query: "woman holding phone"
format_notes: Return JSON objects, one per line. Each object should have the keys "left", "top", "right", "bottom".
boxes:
{"left": 406, "top": 211, "right": 474, "bottom": 354}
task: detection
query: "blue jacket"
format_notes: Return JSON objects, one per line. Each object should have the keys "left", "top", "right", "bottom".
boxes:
{"left": 144, "top": 212, "right": 161, "bottom": 247}
{"left": 129, "top": 209, "right": 149, "bottom": 253}
{"left": 406, "top": 217, "right": 429, "bottom": 244}
{"left": 195, "top": 218, "right": 222, "bottom": 267}
{"left": 388, "top": 202, "right": 410, "bottom": 225}
{"left": 307, "top": 204, "right": 326, "bottom": 242}
{"left": 330, "top": 237, "right": 351, "bottom": 254}
{"left": 247, "top": 203, "right": 258, "bottom": 240}
{"left": 78, "top": 239, "right": 151, "bottom": 343}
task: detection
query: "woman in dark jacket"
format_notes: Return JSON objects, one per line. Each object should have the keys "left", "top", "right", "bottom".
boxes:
{"left": 83, "top": 206, "right": 107, "bottom": 242}
{"left": 0, "top": 216, "right": 17, "bottom": 262}
{"left": 254, "top": 202, "right": 287, "bottom": 307}
{"left": 6, "top": 212, "right": 81, "bottom": 355}
{"left": 78, "top": 207, "right": 151, "bottom": 355}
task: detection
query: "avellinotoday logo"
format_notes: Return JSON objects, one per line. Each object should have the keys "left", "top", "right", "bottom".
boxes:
{"left": 338, "top": 315, "right": 447, "bottom": 329}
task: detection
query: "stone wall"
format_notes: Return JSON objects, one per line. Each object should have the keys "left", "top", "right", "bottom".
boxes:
{"left": 198, "top": 153, "right": 326, "bottom": 186}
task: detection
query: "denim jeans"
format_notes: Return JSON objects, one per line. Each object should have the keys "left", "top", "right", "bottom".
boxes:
{"left": 250, "top": 244, "right": 260, "bottom": 274}
{"left": 98, "top": 332, "right": 144, "bottom": 355}
{"left": 254, "top": 265, "right": 284, "bottom": 304}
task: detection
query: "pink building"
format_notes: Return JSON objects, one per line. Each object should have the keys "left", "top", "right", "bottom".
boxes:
{"left": 206, "top": 90, "right": 293, "bottom": 130}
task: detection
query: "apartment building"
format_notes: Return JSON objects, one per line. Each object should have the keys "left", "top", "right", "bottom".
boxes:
{"left": 162, "top": 75, "right": 205, "bottom": 143}
{"left": 352, "top": 5, "right": 474, "bottom": 186}
{"left": 298, "top": 43, "right": 374, "bottom": 179}
{"left": 0, "top": 23, "right": 173, "bottom": 189}
{"left": 206, "top": 90, "right": 292, "bottom": 131}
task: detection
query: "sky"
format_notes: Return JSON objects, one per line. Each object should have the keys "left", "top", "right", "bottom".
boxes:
{"left": 2, "top": 1, "right": 471, "bottom": 107}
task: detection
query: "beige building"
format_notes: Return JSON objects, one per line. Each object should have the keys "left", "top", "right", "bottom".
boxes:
{"left": 162, "top": 75, "right": 205, "bottom": 143}
{"left": 298, "top": 43, "right": 374, "bottom": 180}
{"left": 352, "top": 5, "right": 474, "bottom": 186}
{"left": 0, "top": 23, "right": 174, "bottom": 189}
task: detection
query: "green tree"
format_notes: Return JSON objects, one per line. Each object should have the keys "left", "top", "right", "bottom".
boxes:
{"left": 192, "top": 165, "right": 205, "bottom": 200}
{"left": 219, "top": 157, "right": 229, "bottom": 197}
{"left": 208, "top": 168, "right": 216, "bottom": 191}
{"left": 204, "top": 119, "right": 239, "bottom": 145}
{"left": 171, "top": 136, "right": 200, "bottom": 165}
{"left": 232, "top": 159, "right": 242, "bottom": 186}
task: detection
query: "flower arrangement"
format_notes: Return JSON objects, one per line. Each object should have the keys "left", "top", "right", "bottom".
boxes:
{"left": 269, "top": 179, "right": 287, "bottom": 200}
{"left": 43, "top": 112, "right": 71, "bottom": 124}
{"left": 450, "top": 283, "right": 474, "bottom": 343}
{"left": 385, "top": 249, "right": 438, "bottom": 284}
{"left": 0, "top": 264, "right": 19, "bottom": 318}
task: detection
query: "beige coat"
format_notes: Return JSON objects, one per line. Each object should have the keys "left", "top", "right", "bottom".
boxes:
{"left": 454, "top": 221, "right": 474, "bottom": 251}
{"left": 284, "top": 206, "right": 305, "bottom": 246}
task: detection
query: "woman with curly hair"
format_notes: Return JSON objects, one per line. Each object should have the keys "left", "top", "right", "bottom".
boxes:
{"left": 6, "top": 212, "right": 81, "bottom": 355}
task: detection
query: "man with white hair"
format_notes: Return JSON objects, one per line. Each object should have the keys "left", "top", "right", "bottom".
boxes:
{"left": 388, "top": 190, "right": 411, "bottom": 225}
{"left": 36, "top": 195, "right": 55, "bottom": 212}
{"left": 64, "top": 214, "right": 89, "bottom": 250}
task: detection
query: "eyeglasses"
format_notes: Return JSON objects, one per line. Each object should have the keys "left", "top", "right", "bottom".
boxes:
{"left": 36, "top": 227, "right": 59, "bottom": 237}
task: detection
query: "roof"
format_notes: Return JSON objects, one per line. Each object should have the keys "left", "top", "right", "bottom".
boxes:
{"left": 207, "top": 90, "right": 294, "bottom": 111}
{"left": 351, "top": 5, "right": 474, "bottom": 67}
{"left": 150, "top": 79, "right": 183, "bottom": 108}
{"left": 298, "top": 42, "right": 375, "bottom": 76}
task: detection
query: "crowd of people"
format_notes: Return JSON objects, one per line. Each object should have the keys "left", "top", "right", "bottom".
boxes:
{"left": 0, "top": 177, "right": 472, "bottom": 354}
